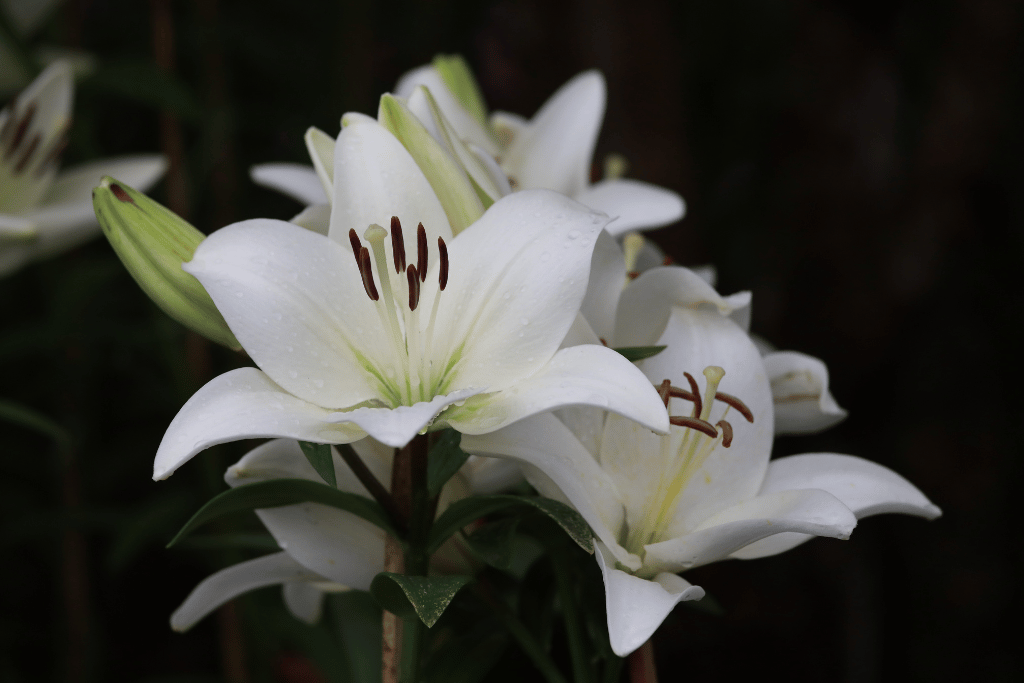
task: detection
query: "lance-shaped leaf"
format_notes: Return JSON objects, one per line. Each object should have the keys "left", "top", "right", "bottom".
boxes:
{"left": 378, "top": 93, "right": 484, "bottom": 235}
{"left": 370, "top": 572, "right": 472, "bottom": 627}
{"left": 298, "top": 441, "right": 337, "bottom": 488}
{"left": 427, "top": 494, "right": 593, "bottom": 555}
{"left": 426, "top": 428, "right": 469, "bottom": 498}
{"left": 93, "top": 177, "right": 240, "bottom": 350}
{"left": 167, "top": 478, "right": 397, "bottom": 547}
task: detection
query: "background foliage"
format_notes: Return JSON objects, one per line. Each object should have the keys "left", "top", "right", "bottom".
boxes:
{"left": 1, "top": 0, "right": 1020, "bottom": 681}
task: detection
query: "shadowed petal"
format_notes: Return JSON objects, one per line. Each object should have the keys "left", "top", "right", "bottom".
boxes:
{"left": 283, "top": 582, "right": 326, "bottom": 624}
{"left": 251, "top": 163, "right": 327, "bottom": 205}
{"left": 764, "top": 351, "right": 848, "bottom": 435}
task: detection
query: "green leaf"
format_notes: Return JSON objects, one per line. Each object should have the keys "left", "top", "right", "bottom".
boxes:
{"left": 370, "top": 573, "right": 472, "bottom": 628}
{"left": 0, "top": 399, "right": 71, "bottom": 448}
{"left": 428, "top": 495, "right": 593, "bottom": 555}
{"left": 612, "top": 345, "right": 666, "bottom": 362}
{"left": 167, "top": 479, "right": 396, "bottom": 547}
{"left": 464, "top": 518, "right": 519, "bottom": 571}
{"left": 299, "top": 441, "right": 337, "bottom": 488}
{"left": 426, "top": 429, "right": 469, "bottom": 497}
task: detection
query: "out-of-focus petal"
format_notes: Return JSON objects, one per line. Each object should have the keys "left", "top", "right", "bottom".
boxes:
{"left": 764, "top": 351, "right": 848, "bottom": 435}
{"left": 574, "top": 179, "right": 685, "bottom": 235}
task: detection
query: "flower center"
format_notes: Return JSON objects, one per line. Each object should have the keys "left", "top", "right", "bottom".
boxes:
{"left": 347, "top": 217, "right": 452, "bottom": 407}
{"left": 623, "top": 366, "right": 755, "bottom": 555}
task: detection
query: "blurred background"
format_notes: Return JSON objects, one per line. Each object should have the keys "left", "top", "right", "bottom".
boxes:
{"left": 0, "top": 0, "right": 1019, "bottom": 681}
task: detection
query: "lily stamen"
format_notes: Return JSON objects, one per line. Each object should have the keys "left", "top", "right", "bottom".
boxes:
{"left": 658, "top": 379, "right": 671, "bottom": 408}
{"left": 668, "top": 415, "right": 718, "bottom": 439}
{"left": 438, "top": 236, "right": 449, "bottom": 290}
{"left": 390, "top": 215, "right": 406, "bottom": 274}
{"left": 683, "top": 371, "right": 702, "bottom": 418}
{"left": 417, "top": 223, "right": 428, "bottom": 282}
{"left": 406, "top": 264, "right": 420, "bottom": 311}
{"left": 716, "top": 420, "right": 734, "bottom": 447}
{"left": 358, "top": 246, "right": 378, "bottom": 301}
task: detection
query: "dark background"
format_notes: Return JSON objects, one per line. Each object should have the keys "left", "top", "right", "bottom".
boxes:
{"left": 1, "top": 0, "right": 1019, "bottom": 681}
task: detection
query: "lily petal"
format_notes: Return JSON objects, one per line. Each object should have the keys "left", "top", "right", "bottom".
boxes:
{"left": 43, "top": 155, "right": 166, "bottom": 207}
{"left": 225, "top": 439, "right": 386, "bottom": 590}
{"left": 328, "top": 116, "right": 452, "bottom": 245}
{"left": 432, "top": 190, "right": 609, "bottom": 392}
{"left": 595, "top": 543, "right": 704, "bottom": 657}
{"left": 305, "top": 126, "right": 336, "bottom": 202}
{"left": 184, "top": 218, "right": 394, "bottom": 408}
{"left": 580, "top": 229, "right": 626, "bottom": 343}
{"left": 504, "top": 71, "right": 605, "bottom": 198}
{"left": 730, "top": 453, "right": 941, "bottom": 560}
{"left": 290, "top": 203, "right": 331, "bottom": 235}
{"left": 170, "top": 552, "right": 320, "bottom": 632}
{"left": 764, "top": 351, "right": 848, "bottom": 435}
{"left": 447, "top": 345, "right": 670, "bottom": 436}
{"left": 153, "top": 368, "right": 365, "bottom": 480}
{"left": 461, "top": 413, "right": 638, "bottom": 570}
{"left": 283, "top": 582, "right": 326, "bottom": 624}
{"left": 614, "top": 266, "right": 751, "bottom": 348}
{"left": 574, "top": 179, "right": 685, "bottom": 236}
{"left": 642, "top": 489, "right": 857, "bottom": 574}
{"left": 250, "top": 163, "right": 327, "bottom": 206}
{"left": 394, "top": 64, "right": 499, "bottom": 155}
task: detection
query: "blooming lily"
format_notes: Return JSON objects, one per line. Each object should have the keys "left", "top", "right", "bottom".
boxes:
{"left": 464, "top": 263, "right": 940, "bottom": 656}
{"left": 394, "top": 57, "right": 685, "bottom": 235}
{"left": 1, "top": 61, "right": 165, "bottom": 276}
{"left": 171, "top": 437, "right": 490, "bottom": 631}
{"left": 153, "top": 116, "right": 668, "bottom": 480}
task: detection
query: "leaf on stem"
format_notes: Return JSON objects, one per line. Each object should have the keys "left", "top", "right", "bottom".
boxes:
{"left": 370, "top": 572, "right": 472, "bottom": 628}
{"left": 167, "top": 478, "right": 397, "bottom": 547}
{"left": 299, "top": 441, "right": 337, "bottom": 488}
{"left": 428, "top": 495, "right": 594, "bottom": 555}
{"left": 426, "top": 428, "right": 469, "bottom": 497}
{"left": 612, "top": 346, "right": 666, "bottom": 362}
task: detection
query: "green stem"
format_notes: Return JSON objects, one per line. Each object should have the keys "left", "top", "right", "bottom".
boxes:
{"left": 473, "top": 584, "right": 569, "bottom": 683}
{"left": 550, "top": 545, "right": 593, "bottom": 683}
{"left": 399, "top": 433, "right": 431, "bottom": 682}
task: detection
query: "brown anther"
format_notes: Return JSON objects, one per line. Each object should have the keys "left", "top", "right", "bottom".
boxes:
{"left": 668, "top": 385, "right": 698, "bottom": 402}
{"left": 627, "top": 271, "right": 641, "bottom": 280}
{"left": 683, "top": 371, "right": 702, "bottom": 418}
{"left": 714, "top": 391, "right": 755, "bottom": 423}
{"left": 437, "top": 236, "right": 449, "bottom": 291}
{"left": 716, "top": 420, "right": 734, "bottom": 447}
{"left": 110, "top": 183, "right": 135, "bottom": 204}
{"left": 669, "top": 415, "right": 719, "bottom": 439}
{"left": 507, "top": 175, "right": 519, "bottom": 190}
{"left": 348, "top": 228, "right": 363, "bottom": 264}
{"left": 390, "top": 216, "right": 406, "bottom": 274}
{"left": 406, "top": 264, "right": 420, "bottom": 311}
{"left": 658, "top": 379, "right": 671, "bottom": 408}
{"left": 14, "top": 134, "right": 40, "bottom": 173}
{"left": 358, "top": 246, "right": 379, "bottom": 301}
{"left": 7, "top": 103, "right": 35, "bottom": 155}
{"left": 416, "top": 223, "right": 428, "bottom": 282}
{"left": 599, "top": 337, "right": 608, "bottom": 346}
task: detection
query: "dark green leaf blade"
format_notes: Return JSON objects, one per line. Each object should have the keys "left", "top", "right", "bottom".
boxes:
{"left": 427, "top": 429, "right": 469, "bottom": 497}
{"left": 167, "top": 479, "right": 395, "bottom": 547}
{"left": 612, "top": 345, "right": 667, "bottom": 362}
{"left": 370, "top": 573, "right": 472, "bottom": 628}
{"left": 464, "top": 518, "right": 520, "bottom": 571}
{"left": 299, "top": 441, "right": 337, "bottom": 488}
{"left": 428, "top": 495, "right": 593, "bottom": 554}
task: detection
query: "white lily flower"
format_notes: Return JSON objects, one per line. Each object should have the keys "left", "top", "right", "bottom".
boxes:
{"left": 0, "top": 61, "right": 166, "bottom": 276}
{"left": 394, "top": 59, "right": 685, "bottom": 236}
{"left": 464, "top": 263, "right": 940, "bottom": 657}
{"left": 171, "top": 437, "right": 482, "bottom": 631}
{"left": 153, "top": 156, "right": 669, "bottom": 479}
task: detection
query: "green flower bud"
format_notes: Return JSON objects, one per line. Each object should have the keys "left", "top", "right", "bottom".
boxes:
{"left": 92, "top": 177, "right": 241, "bottom": 350}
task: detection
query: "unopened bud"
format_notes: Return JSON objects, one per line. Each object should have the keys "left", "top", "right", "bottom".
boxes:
{"left": 92, "top": 177, "right": 241, "bottom": 350}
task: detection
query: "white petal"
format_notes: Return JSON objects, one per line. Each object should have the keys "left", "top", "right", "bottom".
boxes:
{"left": 461, "top": 413, "right": 639, "bottom": 570}
{"left": 225, "top": 439, "right": 386, "bottom": 590}
{"left": 505, "top": 71, "right": 605, "bottom": 197}
{"left": 614, "top": 266, "right": 751, "bottom": 347}
{"left": 637, "top": 306, "right": 775, "bottom": 530}
{"left": 325, "top": 387, "right": 485, "bottom": 448}
{"left": 447, "top": 344, "right": 669, "bottom": 436}
{"left": 489, "top": 111, "right": 528, "bottom": 148}
{"left": 574, "top": 179, "right": 685, "bottom": 236}
{"left": 763, "top": 351, "right": 848, "bottom": 435}
{"left": 283, "top": 582, "right": 326, "bottom": 624}
{"left": 305, "top": 126, "right": 336, "bottom": 202}
{"left": 580, "top": 229, "right": 625, "bottom": 343}
{"left": 290, "top": 203, "right": 331, "bottom": 235}
{"left": 153, "top": 368, "right": 365, "bottom": 480}
{"left": 250, "top": 163, "right": 327, "bottom": 206}
{"left": 328, "top": 115, "right": 452, "bottom": 245}
{"left": 170, "top": 552, "right": 320, "bottom": 632}
{"left": 730, "top": 453, "right": 941, "bottom": 560}
{"left": 394, "top": 65, "right": 499, "bottom": 155}
{"left": 184, "top": 219, "right": 393, "bottom": 408}
{"left": 642, "top": 489, "right": 857, "bottom": 574}
{"left": 468, "top": 142, "right": 512, "bottom": 197}
{"left": 45, "top": 155, "right": 166, "bottom": 205}
{"left": 431, "top": 189, "right": 609, "bottom": 392}
{"left": 595, "top": 543, "right": 703, "bottom": 657}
